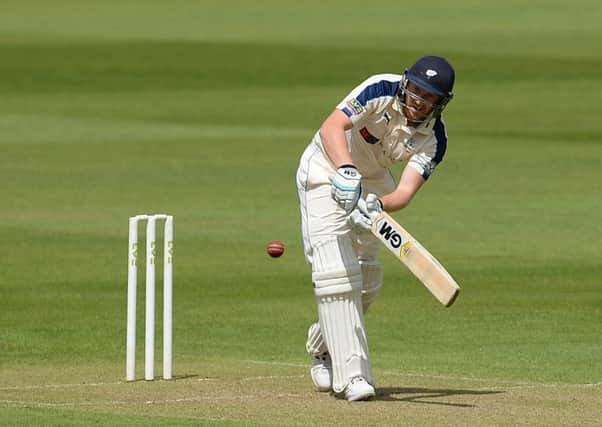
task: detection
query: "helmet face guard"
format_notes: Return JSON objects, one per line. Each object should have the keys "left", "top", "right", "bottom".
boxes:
{"left": 396, "top": 56, "right": 455, "bottom": 125}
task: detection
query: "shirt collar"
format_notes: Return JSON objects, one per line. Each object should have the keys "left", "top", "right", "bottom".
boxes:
{"left": 399, "top": 114, "right": 436, "bottom": 135}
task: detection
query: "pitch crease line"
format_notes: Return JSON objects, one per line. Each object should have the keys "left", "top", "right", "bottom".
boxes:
{"left": 0, "top": 377, "right": 216, "bottom": 392}
{"left": 241, "top": 375, "right": 305, "bottom": 382}
{"left": 245, "top": 359, "right": 601, "bottom": 389}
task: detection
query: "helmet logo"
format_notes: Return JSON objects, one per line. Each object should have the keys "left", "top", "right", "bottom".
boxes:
{"left": 425, "top": 69, "right": 438, "bottom": 79}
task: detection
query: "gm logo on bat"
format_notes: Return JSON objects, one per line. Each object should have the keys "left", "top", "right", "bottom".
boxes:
{"left": 375, "top": 217, "right": 411, "bottom": 257}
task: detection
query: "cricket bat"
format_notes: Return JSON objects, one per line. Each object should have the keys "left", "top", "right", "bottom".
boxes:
{"left": 359, "top": 201, "right": 460, "bottom": 306}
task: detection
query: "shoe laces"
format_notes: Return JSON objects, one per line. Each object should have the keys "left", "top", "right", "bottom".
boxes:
{"left": 349, "top": 376, "right": 367, "bottom": 385}
{"left": 313, "top": 352, "right": 331, "bottom": 366}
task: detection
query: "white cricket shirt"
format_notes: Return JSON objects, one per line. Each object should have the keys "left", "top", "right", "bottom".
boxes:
{"left": 313, "top": 74, "right": 448, "bottom": 181}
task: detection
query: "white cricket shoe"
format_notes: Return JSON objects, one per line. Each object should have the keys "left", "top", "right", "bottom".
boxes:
{"left": 310, "top": 352, "right": 332, "bottom": 392}
{"left": 344, "top": 376, "right": 375, "bottom": 401}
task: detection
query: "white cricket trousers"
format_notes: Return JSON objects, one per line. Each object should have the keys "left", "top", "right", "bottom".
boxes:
{"left": 295, "top": 139, "right": 395, "bottom": 264}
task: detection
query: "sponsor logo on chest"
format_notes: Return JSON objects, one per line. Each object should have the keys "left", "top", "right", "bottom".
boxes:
{"left": 359, "top": 126, "right": 380, "bottom": 144}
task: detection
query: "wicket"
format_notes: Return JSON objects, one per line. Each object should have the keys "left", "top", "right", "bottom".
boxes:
{"left": 126, "top": 214, "right": 174, "bottom": 381}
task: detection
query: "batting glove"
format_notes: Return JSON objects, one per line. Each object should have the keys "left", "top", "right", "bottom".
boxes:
{"left": 362, "top": 193, "right": 383, "bottom": 219}
{"left": 349, "top": 193, "right": 383, "bottom": 231}
{"left": 330, "top": 165, "right": 362, "bottom": 213}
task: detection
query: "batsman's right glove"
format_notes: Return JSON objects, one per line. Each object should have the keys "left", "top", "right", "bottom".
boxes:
{"left": 348, "top": 193, "right": 383, "bottom": 231}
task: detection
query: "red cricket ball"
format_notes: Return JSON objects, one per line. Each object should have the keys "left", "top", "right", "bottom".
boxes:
{"left": 267, "top": 241, "right": 285, "bottom": 258}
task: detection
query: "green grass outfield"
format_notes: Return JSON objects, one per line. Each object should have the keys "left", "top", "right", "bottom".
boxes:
{"left": 1, "top": 1, "right": 601, "bottom": 425}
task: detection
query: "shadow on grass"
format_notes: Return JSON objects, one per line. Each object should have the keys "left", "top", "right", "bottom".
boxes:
{"left": 376, "top": 387, "right": 504, "bottom": 407}
{"left": 171, "top": 374, "right": 202, "bottom": 381}
{"left": 126, "top": 374, "right": 201, "bottom": 383}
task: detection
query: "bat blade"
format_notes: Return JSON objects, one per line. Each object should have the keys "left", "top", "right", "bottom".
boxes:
{"left": 371, "top": 212, "right": 460, "bottom": 306}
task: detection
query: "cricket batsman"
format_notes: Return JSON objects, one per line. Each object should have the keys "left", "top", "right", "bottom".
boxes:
{"left": 295, "top": 56, "right": 455, "bottom": 400}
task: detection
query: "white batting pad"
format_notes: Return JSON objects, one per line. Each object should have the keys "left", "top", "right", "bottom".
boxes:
{"left": 306, "top": 322, "right": 327, "bottom": 356}
{"left": 359, "top": 259, "right": 383, "bottom": 313}
{"left": 311, "top": 235, "right": 373, "bottom": 392}
{"left": 311, "top": 235, "right": 361, "bottom": 296}
{"left": 317, "top": 292, "right": 373, "bottom": 392}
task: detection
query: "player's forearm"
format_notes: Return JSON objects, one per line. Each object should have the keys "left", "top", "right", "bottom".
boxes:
{"left": 319, "top": 110, "right": 354, "bottom": 167}
{"left": 381, "top": 167, "right": 426, "bottom": 212}
{"left": 380, "top": 191, "right": 413, "bottom": 212}
{"left": 320, "top": 128, "right": 352, "bottom": 167}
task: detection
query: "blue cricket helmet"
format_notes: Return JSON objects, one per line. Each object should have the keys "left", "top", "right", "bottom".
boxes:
{"left": 398, "top": 56, "right": 455, "bottom": 123}
{"left": 406, "top": 55, "right": 455, "bottom": 99}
